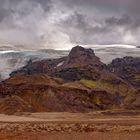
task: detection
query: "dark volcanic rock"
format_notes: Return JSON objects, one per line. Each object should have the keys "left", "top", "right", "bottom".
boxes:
{"left": 51, "top": 46, "right": 105, "bottom": 81}
{"left": 10, "top": 57, "right": 67, "bottom": 77}
{"left": 61, "top": 45, "right": 104, "bottom": 69}
{"left": 10, "top": 46, "right": 106, "bottom": 81}
{"left": 52, "top": 67, "right": 100, "bottom": 81}
{"left": 108, "top": 57, "right": 140, "bottom": 88}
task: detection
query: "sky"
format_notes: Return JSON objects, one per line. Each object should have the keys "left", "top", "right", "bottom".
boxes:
{"left": 0, "top": 0, "right": 140, "bottom": 49}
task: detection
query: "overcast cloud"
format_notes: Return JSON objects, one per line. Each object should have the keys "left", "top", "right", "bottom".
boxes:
{"left": 0, "top": 0, "right": 140, "bottom": 49}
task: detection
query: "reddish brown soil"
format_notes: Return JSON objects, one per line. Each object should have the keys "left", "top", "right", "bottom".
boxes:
{"left": 0, "top": 111, "right": 140, "bottom": 140}
{"left": 0, "top": 132, "right": 140, "bottom": 140}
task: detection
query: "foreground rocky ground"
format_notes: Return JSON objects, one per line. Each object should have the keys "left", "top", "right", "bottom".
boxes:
{"left": 1, "top": 132, "right": 140, "bottom": 140}
{"left": 0, "top": 111, "right": 140, "bottom": 140}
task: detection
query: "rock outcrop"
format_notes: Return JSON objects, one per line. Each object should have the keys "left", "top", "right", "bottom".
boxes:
{"left": 60, "top": 46, "right": 104, "bottom": 68}
{"left": 108, "top": 57, "right": 140, "bottom": 88}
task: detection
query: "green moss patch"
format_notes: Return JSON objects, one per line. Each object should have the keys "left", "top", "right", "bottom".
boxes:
{"left": 80, "top": 79, "right": 97, "bottom": 88}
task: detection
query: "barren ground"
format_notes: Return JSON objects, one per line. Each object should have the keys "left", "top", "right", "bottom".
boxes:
{"left": 0, "top": 110, "right": 140, "bottom": 140}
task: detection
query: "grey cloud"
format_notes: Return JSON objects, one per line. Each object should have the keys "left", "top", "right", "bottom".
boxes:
{"left": 0, "top": 0, "right": 54, "bottom": 48}
{"left": 0, "top": 9, "right": 8, "bottom": 22}
{"left": 34, "top": 0, "right": 52, "bottom": 11}
{"left": 105, "top": 15, "right": 132, "bottom": 26}
{"left": 0, "top": 0, "right": 52, "bottom": 21}
{"left": 0, "top": 0, "right": 140, "bottom": 49}
{"left": 105, "top": 15, "right": 140, "bottom": 32}
{"left": 59, "top": 10, "right": 140, "bottom": 45}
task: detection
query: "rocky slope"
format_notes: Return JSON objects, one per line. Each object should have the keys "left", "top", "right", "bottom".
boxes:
{"left": 0, "top": 74, "right": 121, "bottom": 114}
{"left": 108, "top": 57, "right": 140, "bottom": 88}
{"left": 0, "top": 46, "right": 139, "bottom": 114}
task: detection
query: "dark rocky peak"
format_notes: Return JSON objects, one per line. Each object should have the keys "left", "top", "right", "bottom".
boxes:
{"left": 123, "top": 57, "right": 140, "bottom": 64}
{"left": 62, "top": 45, "right": 104, "bottom": 69}
{"left": 112, "top": 56, "right": 140, "bottom": 63}
{"left": 108, "top": 56, "right": 140, "bottom": 88}
{"left": 68, "top": 45, "right": 95, "bottom": 58}
{"left": 109, "top": 57, "right": 140, "bottom": 70}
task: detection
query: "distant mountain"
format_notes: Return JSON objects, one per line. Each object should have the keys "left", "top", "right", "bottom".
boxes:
{"left": 0, "top": 44, "right": 140, "bottom": 80}
{"left": 10, "top": 46, "right": 108, "bottom": 81}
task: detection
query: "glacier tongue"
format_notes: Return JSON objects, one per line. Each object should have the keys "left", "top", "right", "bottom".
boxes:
{"left": 0, "top": 50, "right": 69, "bottom": 80}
